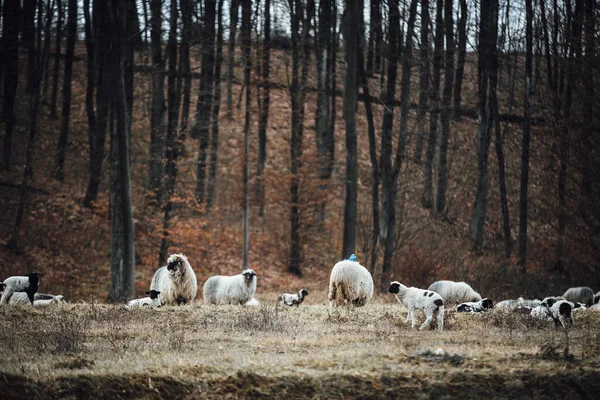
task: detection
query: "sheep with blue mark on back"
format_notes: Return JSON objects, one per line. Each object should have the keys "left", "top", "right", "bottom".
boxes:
{"left": 203, "top": 269, "right": 257, "bottom": 305}
{"left": 328, "top": 255, "right": 373, "bottom": 308}
{"left": 427, "top": 280, "right": 482, "bottom": 305}
{"left": 388, "top": 281, "right": 444, "bottom": 331}
{"left": 150, "top": 254, "right": 197, "bottom": 306}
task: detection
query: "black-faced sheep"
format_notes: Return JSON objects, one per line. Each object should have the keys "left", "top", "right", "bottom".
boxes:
{"left": 150, "top": 254, "right": 197, "bottom": 305}
{"left": 562, "top": 286, "right": 594, "bottom": 307}
{"left": 126, "top": 290, "right": 162, "bottom": 308}
{"left": 0, "top": 273, "right": 41, "bottom": 305}
{"left": 540, "top": 296, "right": 565, "bottom": 308}
{"left": 279, "top": 289, "right": 308, "bottom": 307}
{"left": 594, "top": 291, "right": 600, "bottom": 304}
{"left": 531, "top": 299, "right": 574, "bottom": 329}
{"left": 388, "top": 281, "right": 444, "bottom": 331}
{"left": 427, "top": 280, "right": 482, "bottom": 304}
{"left": 203, "top": 269, "right": 257, "bottom": 305}
{"left": 456, "top": 298, "right": 493, "bottom": 313}
{"left": 328, "top": 259, "right": 373, "bottom": 308}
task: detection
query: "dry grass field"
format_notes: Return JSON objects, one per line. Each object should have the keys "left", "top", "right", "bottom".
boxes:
{"left": 1, "top": 293, "right": 600, "bottom": 399}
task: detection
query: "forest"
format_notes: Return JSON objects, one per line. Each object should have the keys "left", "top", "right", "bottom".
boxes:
{"left": 0, "top": 0, "right": 599, "bottom": 301}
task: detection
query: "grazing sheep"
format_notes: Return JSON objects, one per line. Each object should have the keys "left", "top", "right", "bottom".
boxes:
{"left": 456, "top": 298, "right": 493, "bottom": 313}
{"left": 562, "top": 286, "right": 594, "bottom": 306}
{"left": 203, "top": 269, "right": 257, "bottom": 305}
{"left": 388, "top": 281, "right": 444, "bottom": 331}
{"left": 126, "top": 290, "right": 162, "bottom": 309}
{"left": 245, "top": 298, "right": 261, "bottom": 307}
{"left": 279, "top": 289, "right": 309, "bottom": 307}
{"left": 150, "top": 254, "right": 197, "bottom": 305}
{"left": 427, "top": 280, "right": 482, "bottom": 305}
{"left": 0, "top": 273, "right": 41, "bottom": 305}
{"left": 496, "top": 297, "right": 541, "bottom": 310}
{"left": 531, "top": 300, "right": 575, "bottom": 328}
{"left": 328, "top": 259, "right": 373, "bottom": 308}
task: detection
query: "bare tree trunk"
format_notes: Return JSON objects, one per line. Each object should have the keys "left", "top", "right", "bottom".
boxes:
{"left": 41, "top": 0, "right": 55, "bottom": 105}
{"left": 580, "top": 0, "right": 594, "bottom": 200}
{"left": 49, "top": 0, "right": 62, "bottom": 120}
{"left": 159, "top": 0, "right": 182, "bottom": 266}
{"left": 452, "top": 0, "right": 467, "bottom": 121}
{"left": 241, "top": 0, "right": 252, "bottom": 271}
{"left": 423, "top": 0, "right": 444, "bottom": 209}
{"left": 256, "top": 0, "right": 270, "bottom": 217}
{"left": 53, "top": 0, "right": 77, "bottom": 182}
{"left": 206, "top": 0, "right": 225, "bottom": 212}
{"left": 518, "top": 0, "right": 533, "bottom": 270}
{"left": 7, "top": 0, "right": 42, "bottom": 249}
{"left": 226, "top": 0, "right": 240, "bottom": 118}
{"left": 414, "top": 0, "right": 430, "bottom": 165}
{"left": 341, "top": 0, "right": 360, "bottom": 259}
{"left": 194, "top": 0, "right": 217, "bottom": 204}
{"left": 1, "top": 0, "right": 19, "bottom": 172}
{"left": 434, "top": 0, "right": 454, "bottom": 215}
{"left": 366, "top": 0, "right": 380, "bottom": 75}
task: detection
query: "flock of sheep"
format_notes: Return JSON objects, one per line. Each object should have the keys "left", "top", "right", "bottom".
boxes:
{"left": 2, "top": 253, "right": 600, "bottom": 333}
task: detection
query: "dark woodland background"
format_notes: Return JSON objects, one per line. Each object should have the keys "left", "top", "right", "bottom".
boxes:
{"left": 0, "top": 0, "right": 598, "bottom": 302}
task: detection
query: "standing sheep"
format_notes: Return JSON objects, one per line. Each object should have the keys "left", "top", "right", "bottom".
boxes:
{"left": 328, "top": 259, "right": 373, "bottom": 308}
{"left": 203, "top": 269, "right": 257, "bottom": 305}
{"left": 279, "top": 289, "right": 309, "bottom": 307}
{"left": 1, "top": 273, "right": 41, "bottom": 305}
{"left": 562, "top": 286, "right": 594, "bottom": 307}
{"left": 531, "top": 300, "right": 574, "bottom": 329}
{"left": 150, "top": 254, "right": 197, "bottom": 305}
{"left": 126, "top": 290, "right": 162, "bottom": 309}
{"left": 388, "top": 281, "right": 444, "bottom": 331}
{"left": 427, "top": 280, "right": 482, "bottom": 305}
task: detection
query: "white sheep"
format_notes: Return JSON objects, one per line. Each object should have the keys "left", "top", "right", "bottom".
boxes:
{"left": 388, "top": 281, "right": 444, "bottom": 331}
{"left": 328, "top": 259, "right": 373, "bottom": 308}
{"left": 1, "top": 273, "right": 41, "bottom": 305}
{"left": 279, "top": 289, "right": 309, "bottom": 307}
{"left": 203, "top": 269, "right": 257, "bottom": 305}
{"left": 594, "top": 291, "right": 600, "bottom": 304}
{"left": 540, "top": 296, "right": 565, "bottom": 308}
{"left": 33, "top": 295, "right": 68, "bottom": 307}
{"left": 531, "top": 300, "right": 574, "bottom": 329}
{"left": 126, "top": 290, "right": 162, "bottom": 309}
{"left": 456, "top": 298, "right": 493, "bottom": 313}
{"left": 588, "top": 303, "right": 600, "bottom": 311}
{"left": 427, "top": 280, "right": 482, "bottom": 305}
{"left": 8, "top": 292, "right": 68, "bottom": 307}
{"left": 562, "top": 286, "right": 594, "bottom": 306}
{"left": 496, "top": 297, "right": 541, "bottom": 310}
{"left": 150, "top": 254, "right": 197, "bottom": 305}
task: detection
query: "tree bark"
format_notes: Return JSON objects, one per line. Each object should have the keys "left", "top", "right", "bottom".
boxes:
{"left": 452, "top": 0, "right": 467, "bottom": 121}
{"left": 414, "top": 0, "right": 430, "bottom": 165}
{"left": 241, "top": 0, "right": 252, "bottom": 271}
{"left": 1, "top": 0, "right": 20, "bottom": 172}
{"left": 423, "top": 0, "right": 444, "bottom": 209}
{"left": 226, "top": 0, "right": 240, "bottom": 117}
{"left": 194, "top": 0, "right": 217, "bottom": 204}
{"left": 255, "top": 0, "right": 270, "bottom": 217}
{"left": 518, "top": 0, "right": 533, "bottom": 270}
{"left": 53, "top": 0, "right": 77, "bottom": 181}
{"left": 206, "top": 0, "right": 225, "bottom": 212}
{"left": 41, "top": 0, "right": 55, "bottom": 104}
{"left": 49, "top": 0, "right": 62, "bottom": 120}
{"left": 434, "top": 0, "right": 454, "bottom": 215}
{"left": 147, "top": 0, "right": 166, "bottom": 204}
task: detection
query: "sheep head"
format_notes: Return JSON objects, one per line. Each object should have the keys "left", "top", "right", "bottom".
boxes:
{"left": 300, "top": 289, "right": 309, "bottom": 297}
{"left": 388, "top": 281, "right": 402, "bottom": 294}
{"left": 482, "top": 298, "right": 493, "bottom": 310}
{"left": 558, "top": 302, "right": 573, "bottom": 328}
{"left": 147, "top": 290, "right": 161, "bottom": 299}
{"left": 166, "top": 254, "right": 188, "bottom": 279}
{"left": 242, "top": 269, "right": 256, "bottom": 285}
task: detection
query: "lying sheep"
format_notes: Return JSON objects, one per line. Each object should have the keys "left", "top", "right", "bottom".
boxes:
{"left": 203, "top": 269, "right": 257, "bottom": 305}
{"left": 328, "top": 258, "right": 373, "bottom": 308}
{"left": 279, "top": 289, "right": 309, "bottom": 307}
{"left": 388, "top": 281, "right": 444, "bottom": 331}
{"left": 1, "top": 273, "right": 41, "bottom": 305}
{"left": 456, "top": 298, "right": 493, "bottom": 313}
{"left": 9, "top": 292, "right": 68, "bottom": 307}
{"left": 589, "top": 303, "right": 600, "bottom": 311}
{"left": 126, "top": 290, "right": 162, "bottom": 309}
{"left": 496, "top": 297, "right": 541, "bottom": 310}
{"left": 427, "top": 280, "right": 482, "bottom": 305}
{"left": 150, "top": 254, "right": 197, "bottom": 305}
{"left": 562, "top": 286, "right": 594, "bottom": 306}
{"left": 531, "top": 300, "right": 575, "bottom": 329}
{"left": 33, "top": 295, "right": 68, "bottom": 307}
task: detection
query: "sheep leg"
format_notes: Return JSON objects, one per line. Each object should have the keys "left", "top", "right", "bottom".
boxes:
{"left": 436, "top": 308, "right": 444, "bottom": 331}
{"left": 0, "top": 289, "right": 13, "bottom": 305}
{"left": 420, "top": 311, "right": 433, "bottom": 330}
{"left": 404, "top": 310, "right": 411, "bottom": 324}
{"left": 410, "top": 309, "right": 417, "bottom": 329}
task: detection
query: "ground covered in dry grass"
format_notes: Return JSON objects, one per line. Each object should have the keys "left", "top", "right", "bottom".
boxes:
{"left": 1, "top": 294, "right": 600, "bottom": 399}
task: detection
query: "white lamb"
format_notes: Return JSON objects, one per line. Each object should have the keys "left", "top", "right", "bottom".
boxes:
{"left": 388, "top": 281, "right": 444, "bottom": 331}
{"left": 8, "top": 292, "right": 68, "bottom": 307}
{"left": 456, "top": 298, "right": 493, "bottom": 313}
{"left": 126, "top": 290, "right": 162, "bottom": 309}
{"left": 531, "top": 299, "right": 574, "bottom": 329}
{"left": 427, "top": 280, "right": 482, "bottom": 305}
{"left": 562, "top": 286, "right": 594, "bottom": 306}
{"left": 150, "top": 254, "right": 197, "bottom": 305}
{"left": 245, "top": 298, "right": 261, "bottom": 307}
{"left": 33, "top": 295, "right": 68, "bottom": 307}
{"left": 279, "top": 289, "right": 308, "bottom": 307}
{"left": 1, "top": 273, "right": 41, "bottom": 305}
{"left": 203, "top": 269, "right": 257, "bottom": 305}
{"left": 328, "top": 259, "right": 373, "bottom": 308}
{"left": 496, "top": 297, "right": 541, "bottom": 310}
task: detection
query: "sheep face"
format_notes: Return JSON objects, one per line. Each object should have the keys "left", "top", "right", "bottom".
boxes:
{"left": 557, "top": 302, "right": 573, "bottom": 328}
{"left": 147, "top": 290, "right": 161, "bottom": 300}
{"left": 482, "top": 298, "right": 493, "bottom": 309}
{"left": 388, "top": 282, "right": 401, "bottom": 294}
{"left": 541, "top": 296, "right": 564, "bottom": 308}
{"left": 166, "top": 257, "right": 187, "bottom": 279}
{"left": 242, "top": 269, "right": 256, "bottom": 286}
{"left": 300, "top": 289, "right": 309, "bottom": 297}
